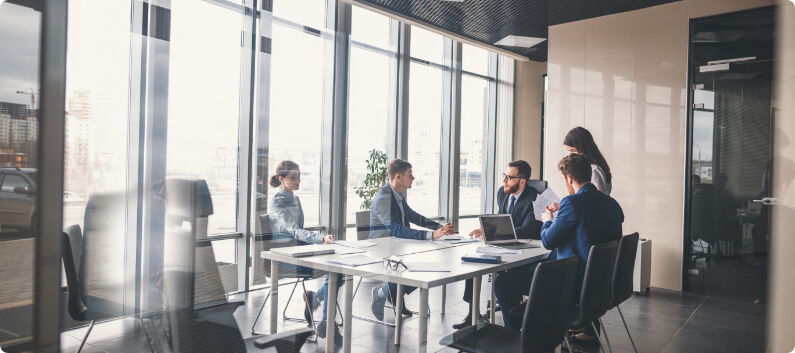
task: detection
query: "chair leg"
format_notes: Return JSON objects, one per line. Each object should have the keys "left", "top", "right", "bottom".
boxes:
{"left": 281, "top": 280, "right": 301, "bottom": 321}
{"left": 563, "top": 335, "right": 574, "bottom": 352}
{"left": 352, "top": 276, "right": 363, "bottom": 299}
{"left": 617, "top": 305, "right": 638, "bottom": 353}
{"left": 139, "top": 317, "right": 156, "bottom": 353}
{"left": 75, "top": 320, "right": 95, "bottom": 353}
{"left": 599, "top": 318, "right": 614, "bottom": 353}
{"left": 251, "top": 290, "right": 271, "bottom": 335}
{"left": 591, "top": 322, "right": 608, "bottom": 353}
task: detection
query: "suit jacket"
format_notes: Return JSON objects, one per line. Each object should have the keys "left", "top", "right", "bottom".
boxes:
{"left": 496, "top": 186, "right": 543, "bottom": 240}
{"left": 369, "top": 183, "right": 442, "bottom": 240}
{"left": 541, "top": 183, "right": 624, "bottom": 295}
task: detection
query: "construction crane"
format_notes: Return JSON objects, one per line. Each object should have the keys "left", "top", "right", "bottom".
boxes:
{"left": 15, "top": 88, "right": 35, "bottom": 117}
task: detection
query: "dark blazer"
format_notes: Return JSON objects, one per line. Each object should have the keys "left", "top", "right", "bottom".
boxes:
{"left": 541, "top": 183, "right": 624, "bottom": 294}
{"left": 369, "top": 183, "right": 442, "bottom": 240}
{"left": 496, "top": 186, "right": 543, "bottom": 240}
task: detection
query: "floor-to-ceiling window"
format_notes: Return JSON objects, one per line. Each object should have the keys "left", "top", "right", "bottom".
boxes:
{"left": 406, "top": 27, "right": 448, "bottom": 218}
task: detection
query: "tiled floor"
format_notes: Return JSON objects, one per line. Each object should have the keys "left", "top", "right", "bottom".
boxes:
{"left": 44, "top": 278, "right": 768, "bottom": 353}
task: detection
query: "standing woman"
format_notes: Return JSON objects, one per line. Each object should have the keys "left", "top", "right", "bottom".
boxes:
{"left": 563, "top": 127, "right": 613, "bottom": 195}
{"left": 269, "top": 160, "right": 343, "bottom": 344}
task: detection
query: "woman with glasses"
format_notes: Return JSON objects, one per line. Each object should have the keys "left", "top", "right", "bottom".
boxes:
{"left": 563, "top": 126, "right": 613, "bottom": 195}
{"left": 269, "top": 160, "right": 343, "bottom": 344}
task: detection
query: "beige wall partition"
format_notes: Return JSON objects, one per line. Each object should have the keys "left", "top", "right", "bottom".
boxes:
{"left": 769, "top": 1, "right": 795, "bottom": 351}
{"left": 513, "top": 60, "right": 546, "bottom": 175}
{"left": 543, "top": 0, "right": 776, "bottom": 290}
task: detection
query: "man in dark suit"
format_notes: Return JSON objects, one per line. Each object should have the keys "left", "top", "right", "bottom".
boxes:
{"left": 454, "top": 160, "right": 542, "bottom": 329}
{"left": 494, "top": 153, "right": 623, "bottom": 338}
{"left": 369, "top": 159, "right": 455, "bottom": 320}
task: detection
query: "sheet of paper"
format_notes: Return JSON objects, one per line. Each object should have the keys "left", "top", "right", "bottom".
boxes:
{"left": 533, "top": 187, "right": 561, "bottom": 221}
{"left": 476, "top": 246, "right": 522, "bottom": 255}
{"left": 404, "top": 262, "right": 450, "bottom": 272}
{"left": 327, "top": 254, "right": 382, "bottom": 267}
{"left": 332, "top": 240, "right": 377, "bottom": 249}
{"left": 434, "top": 235, "right": 480, "bottom": 244}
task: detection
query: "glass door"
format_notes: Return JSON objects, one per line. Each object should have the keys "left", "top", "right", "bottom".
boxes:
{"left": 685, "top": 8, "right": 776, "bottom": 303}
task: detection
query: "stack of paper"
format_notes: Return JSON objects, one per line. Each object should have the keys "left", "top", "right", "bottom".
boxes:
{"left": 327, "top": 254, "right": 382, "bottom": 267}
{"left": 435, "top": 235, "right": 480, "bottom": 244}
{"left": 404, "top": 262, "right": 450, "bottom": 272}
{"left": 332, "top": 240, "right": 377, "bottom": 249}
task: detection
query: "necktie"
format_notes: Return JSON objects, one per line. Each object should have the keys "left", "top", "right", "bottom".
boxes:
{"left": 508, "top": 195, "right": 516, "bottom": 215}
{"left": 401, "top": 198, "right": 408, "bottom": 226}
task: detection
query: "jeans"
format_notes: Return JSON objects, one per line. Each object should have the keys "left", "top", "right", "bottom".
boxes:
{"left": 386, "top": 282, "right": 417, "bottom": 302}
{"left": 316, "top": 273, "right": 344, "bottom": 320}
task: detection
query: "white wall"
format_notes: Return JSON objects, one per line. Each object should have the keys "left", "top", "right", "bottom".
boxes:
{"left": 513, "top": 60, "right": 545, "bottom": 177}
{"left": 543, "top": 0, "right": 777, "bottom": 290}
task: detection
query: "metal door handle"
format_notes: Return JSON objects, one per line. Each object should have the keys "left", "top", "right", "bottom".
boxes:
{"left": 752, "top": 198, "right": 779, "bottom": 205}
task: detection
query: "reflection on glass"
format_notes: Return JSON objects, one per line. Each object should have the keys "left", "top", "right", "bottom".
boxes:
{"left": 407, "top": 63, "right": 443, "bottom": 217}
{"left": 0, "top": 1, "right": 39, "bottom": 347}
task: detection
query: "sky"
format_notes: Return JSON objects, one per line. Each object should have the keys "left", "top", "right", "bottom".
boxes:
{"left": 0, "top": 3, "right": 40, "bottom": 106}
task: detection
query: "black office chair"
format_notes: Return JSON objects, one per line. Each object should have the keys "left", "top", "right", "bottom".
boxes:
{"left": 526, "top": 179, "right": 548, "bottom": 194}
{"left": 603, "top": 233, "right": 640, "bottom": 353}
{"left": 440, "top": 256, "right": 579, "bottom": 353}
{"left": 253, "top": 327, "right": 315, "bottom": 353}
{"left": 564, "top": 241, "right": 618, "bottom": 353}
{"left": 251, "top": 214, "right": 332, "bottom": 337}
{"left": 62, "top": 225, "right": 134, "bottom": 353}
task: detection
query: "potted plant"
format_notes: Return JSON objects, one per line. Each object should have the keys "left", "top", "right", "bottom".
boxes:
{"left": 353, "top": 149, "right": 387, "bottom": 240}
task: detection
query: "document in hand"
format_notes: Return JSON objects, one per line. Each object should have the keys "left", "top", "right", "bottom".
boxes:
{"left": 533, "top": 187, "right": 561, "bottom": 221}
{"left": 327, "top": 254, "right": 382, "bottom": 267}
{"left": 404, "top": 262, "right": 450, "bottom": 272}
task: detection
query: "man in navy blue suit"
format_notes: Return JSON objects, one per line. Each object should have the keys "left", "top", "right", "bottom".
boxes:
{"left": 453, "top": 160, "right": 542, "bottom": 329}
{"left": 494, "top": 153, "right": 623, "bottom": 340}
{"left": 369, "top": 159, "right": 455, "bottom": 320}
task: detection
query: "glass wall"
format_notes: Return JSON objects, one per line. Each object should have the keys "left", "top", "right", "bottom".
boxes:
{"left": 5, "top": 0, "right": 515, "bottom": 350}
{"left": 0, "top": 1, "right": 40, "bottom": 347}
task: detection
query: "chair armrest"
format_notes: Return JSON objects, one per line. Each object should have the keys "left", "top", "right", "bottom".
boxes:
{"left": 253, "top": 327, "right": 314, "bottom": 349}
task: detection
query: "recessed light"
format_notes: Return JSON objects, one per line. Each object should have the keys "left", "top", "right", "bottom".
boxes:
{"left": 494, "top": 35, "right": 546, "bottom": 48}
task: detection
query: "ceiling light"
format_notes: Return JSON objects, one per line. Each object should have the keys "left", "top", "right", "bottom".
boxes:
{"left": 494, "top": 35, "right": 546, "bottom": 48}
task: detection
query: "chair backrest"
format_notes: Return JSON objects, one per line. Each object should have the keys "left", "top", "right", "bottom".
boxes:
{"left": 520, "top": 255, "right": 579, "bottom": 353}
{"left": 577, "top": 241, "right": 618, "bottom": 325}
{"left": 526, "top": 180, "right": 548, "bottom": 194}
{"left": 610, "top": 233, "right": 639, "bottom": 308}
{"left": 355, "top": 210, "right": 371, "bottom": 241}
{"left": 62, "top": 225, "right": 87, "bottom": 321}
{"left": 257, "top": 214, "right": 302, "bottom": 279}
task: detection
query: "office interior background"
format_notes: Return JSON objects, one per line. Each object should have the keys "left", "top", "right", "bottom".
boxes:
{"left": 0, "top": 0, "right": 794, "bottom": 352}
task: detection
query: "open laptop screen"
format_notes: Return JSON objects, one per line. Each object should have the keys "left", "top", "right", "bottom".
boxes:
{"left": 479, "top": 214, "right": 517, "bottom": 243}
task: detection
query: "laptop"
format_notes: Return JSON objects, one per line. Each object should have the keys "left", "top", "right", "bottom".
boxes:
{"left": 479, "top": 214, "right": 539, "bottom": 249}
{"left": 271, "top": 244, "right": 336, "bottom": 257}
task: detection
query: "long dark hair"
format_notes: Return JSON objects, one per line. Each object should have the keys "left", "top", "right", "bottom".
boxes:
{"left": 563, "top": 127, "right": 612, "bottom": 184}
{"left": 270, "top": 160, "right": 299, "bottom": 187}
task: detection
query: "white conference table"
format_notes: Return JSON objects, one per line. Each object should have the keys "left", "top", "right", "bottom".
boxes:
{"left": 261, "top": 237, "right": 550, "bottom": 353}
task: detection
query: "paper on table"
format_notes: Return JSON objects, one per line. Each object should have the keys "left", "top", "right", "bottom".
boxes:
{"left": 533, "top": 187, "right": 561, "bottom": 221}
{"left": 332, "top": 240, "right": 377, "bottom": 249}
{"left": 327, "top": 254, "right": 381, "bottom": 267}
{"left": 476, "top": 246, "right": 522, "bottom": 255}
{"left": 435, "top": 235, "right": 480, "bottom": 244}
{"left": 404, "top": 262, "right": 450, "bottom": 272}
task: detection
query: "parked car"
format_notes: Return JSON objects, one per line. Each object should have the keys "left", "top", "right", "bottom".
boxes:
{"left": 0, "top": 167, "right": 37, "bottom": 235}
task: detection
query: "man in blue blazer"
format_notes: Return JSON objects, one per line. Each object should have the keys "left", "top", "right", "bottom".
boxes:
{"left": 369, "top": 159, "right": 455, "bottom": 320}
{"left": 454, "top": 160, "right": 542, "bottom": 329}
{"left": 494, "top": 153, "right": 623, "bottom": 338}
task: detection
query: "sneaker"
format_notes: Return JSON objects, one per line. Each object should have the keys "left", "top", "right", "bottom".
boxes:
{"left": 371, "top": 286, "right": 386, "bottom": 321}
{"left": 315, "top": 320, "right": 343, "bottom": 346}
{"left": 303, "top": 291, "right": 319, "bottom": 324}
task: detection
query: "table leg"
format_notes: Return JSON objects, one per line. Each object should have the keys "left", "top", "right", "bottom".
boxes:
{"left": 490, "top": 272, "right": 496, "bottom": 322}
{"left": 418, "top": 287, "right": 429, "bottom": 353}
{"left": 343, "top": 275, "right": 353, "bottom": 353}
{"left": 441, "top": 284, "right": 446, "bottom": 315}
{"left": 269, "top": 260, "right": 279, "bottom": 334}
{"left": 394, "top": 284, "right": 405, "bottom": 345}
{"left": 327, "top": 273, "right": 338, "bottom": 353}
{"left": 472, "top": 275, "right": 481, "bottom": 326}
